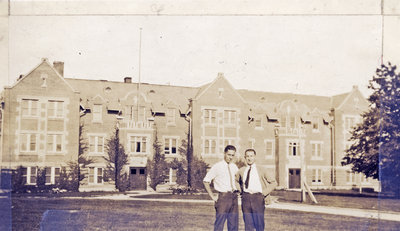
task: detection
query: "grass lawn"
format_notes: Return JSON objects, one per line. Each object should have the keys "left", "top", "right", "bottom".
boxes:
{"left": 8, "top": 197, "right": 400, "bottom": 231}
{"left": 134, "top": 190, "right": 400, "bottom": 212}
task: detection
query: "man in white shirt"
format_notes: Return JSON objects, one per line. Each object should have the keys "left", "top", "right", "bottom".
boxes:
{"left": 203, "top": 145, "right": 239, "bottom": 231}
{"left": 235, "top": 149, "right": 277, "bottom": 231}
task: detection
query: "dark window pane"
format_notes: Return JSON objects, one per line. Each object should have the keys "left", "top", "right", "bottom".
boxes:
{"left": 139, "top": 169, "right": 145, "bottom": 175}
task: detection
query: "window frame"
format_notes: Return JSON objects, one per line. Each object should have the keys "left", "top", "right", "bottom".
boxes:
{"left": 88, "top": 167, "right": 104, "bottom": 185}
{"left": 20, "top": 133, "right": 38, "bottom": 153}
{"left": 21, "top": 99, "right": 39, "bottom": 117}
{"left": 48, "top": 100, "right": 64, "bottom": 119}
{"left": 164, "top": 137, "right": 179, "bottom": 155}
{"left": 264, "top": 139, "right": 275, "bottom": 159}
{"left": 310, "top": 141, "right": 323, "bottom": 160}
{"left": 92, "top": 104, "right": 103, "bottom": 122}
{"left": 128, "top": 135, "right": 149, "bottom": 154}
{"left": 88, "top": 134, "right": 105, "bottom": 155}
{"left": 46, "top": 133, "right": 64, "bottom": 153}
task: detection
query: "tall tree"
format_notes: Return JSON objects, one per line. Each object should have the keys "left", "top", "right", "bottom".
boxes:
{"left": 342, "top": 63, "right": 400, "bottom": 197}
{"left": 78, "top": 123, "right": 92, "bottom": 183}
{"left": 148, "top": 130, "right": 169, "bottom": 191}
{"left": 104, "top": 126, "right": 129, "bottom": 191}
{"left": 171, "top": 138, "right": 209, "bottom": 190}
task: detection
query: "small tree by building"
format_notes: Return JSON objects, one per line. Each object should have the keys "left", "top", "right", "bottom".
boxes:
{"left": 342, "top": 63, "right": 400, "bottom": 197}
{"left": 170, "top": 138, "right": 209, "bottom": 191}
{"left": 148, "top": 130, "right": 169, "bottom": 191}
{"left": 78, "top": 123, "right": 93, "bottom": 183}
{"left": 104, "top": 126, "right": 129, "bottom": 192}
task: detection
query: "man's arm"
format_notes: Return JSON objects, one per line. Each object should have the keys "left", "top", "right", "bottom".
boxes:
{"left": 234, "top": 170, "right": 242, "bottom": 193}
{"left": 203, "top": 181, "right": 218, "bottom": 202}
{"left": 264, "top": 169, "right": 277, "bottom": 195}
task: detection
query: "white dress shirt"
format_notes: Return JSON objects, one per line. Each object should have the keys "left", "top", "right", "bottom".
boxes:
{"left": 243, "top": 164, "right": 263, "bottom": 194}
{"left": 203, "top": 160, "right": 238, "bottom": 192}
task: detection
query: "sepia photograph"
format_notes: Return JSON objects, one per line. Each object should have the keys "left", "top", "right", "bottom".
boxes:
{"left": 1, "top": 1, "right": 400, "bottom": 230}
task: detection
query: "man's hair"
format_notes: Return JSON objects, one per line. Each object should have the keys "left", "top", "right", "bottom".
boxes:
{"left": 224, "top": 145, "right": 236, "bottom": 153}
{"left": 244, "top": 148, "right": 256, "bottom": 155}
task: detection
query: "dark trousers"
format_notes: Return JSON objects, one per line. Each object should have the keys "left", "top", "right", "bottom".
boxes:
{"left": 241, "top": 192, "right": 265, "bottom": 231}
{"left": 214, "top": 192, "right": 239, "bottom": 231}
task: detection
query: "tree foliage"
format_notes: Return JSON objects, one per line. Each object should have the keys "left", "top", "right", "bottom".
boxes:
{"left": 78, "top": 123, "right": 93, "bottom": 183}
{"left": 342, "top": 63, "right": 400, "bottom": 196}
{"left": 148, "top": 130, "right": 169, "bottom": 191}
{"left": 170, "top": 139, "right": 209, "bottom": 190}
{"left": 104, "top": 127, "right": 129, "bottom": 192}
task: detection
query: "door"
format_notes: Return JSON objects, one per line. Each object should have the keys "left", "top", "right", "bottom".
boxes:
{"left": 288, "top": 168, "right": 301, "bottom": 189}
{"left": 129, "top": 167, "right": 147, "bottom": 190}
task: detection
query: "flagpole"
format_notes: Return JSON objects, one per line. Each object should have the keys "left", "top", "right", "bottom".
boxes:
{"left": 137, "top": 28, "right": 142, "bottom": 121}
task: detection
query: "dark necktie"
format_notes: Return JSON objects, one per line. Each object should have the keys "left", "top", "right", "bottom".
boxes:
{"left": 245, "top": 165, "right": 252, "bottom": 189}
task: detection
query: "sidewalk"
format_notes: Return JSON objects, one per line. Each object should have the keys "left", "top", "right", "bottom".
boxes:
{"left": 79, "top": 192, "right": 400, "bottom": 222}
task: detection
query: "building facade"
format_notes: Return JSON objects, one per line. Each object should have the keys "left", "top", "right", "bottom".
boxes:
{"left": 0, "top": 59, "right": 379, "bottom": 191}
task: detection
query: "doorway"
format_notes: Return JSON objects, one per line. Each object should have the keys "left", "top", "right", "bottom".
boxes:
{"left": 288, "top": 168, "right": 301, "bottom": 189}
{"left": 129, "top": 167, "right": 147, "bottom": 190}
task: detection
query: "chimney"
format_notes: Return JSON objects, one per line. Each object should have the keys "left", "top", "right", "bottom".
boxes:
{"left": 53, "top": 61, "right": 64, "bottom": 77}
{"left": 124, "top": 77, "right": 132, "bottom": 83}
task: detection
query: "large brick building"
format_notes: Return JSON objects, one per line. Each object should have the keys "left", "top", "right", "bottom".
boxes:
{"left": 0, "top": 58, "right": 379, "bottom": 191}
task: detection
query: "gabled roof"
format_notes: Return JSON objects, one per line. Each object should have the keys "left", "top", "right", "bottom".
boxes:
{"left": 238, "top": 89, "right": 332, "bottom": 112}
{"left": 193, "top": 73, "right": 246, "bottom": 103}
{"left": 10, "top": 58, "right": 78, "bottom": 93}
{"left": 331, "top": 92, "right": 349, "bottom": 109}
{"left": 66, "top": 78, "right": 198, "bottom": 114}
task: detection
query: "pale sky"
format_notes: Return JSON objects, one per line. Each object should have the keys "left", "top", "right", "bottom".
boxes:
{"left": 5, "top": 15, "right": 383, "bottom": 97}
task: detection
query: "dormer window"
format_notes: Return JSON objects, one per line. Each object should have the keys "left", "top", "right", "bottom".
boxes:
{"left": 167, "top": 108, "right": 176, "bottom": 125}
{"left": 93, "top": 104, "right": 102, "bottom": 122}
{"left": 312, "top": 116, "right": 319, "bottom": 131}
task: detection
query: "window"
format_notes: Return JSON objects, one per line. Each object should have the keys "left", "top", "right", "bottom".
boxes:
{"left": 289, "top": 116, "right": 296, "bottom": 128}
{"left": 248, "top": 139, "right": 255, "bottom": 149}
{"left": 346, "top": 170, "right": 356, "bottom": 184}
{"left": 288, "top": 142, "right": 300, "bottom": 156}
{"left": 138, "top": 106, "right": 146, "bottom": 121}
{"left": 164, "top": 138, "right": 178, "bottom": 155}
{"left": 204, "top": 109, "right": 217, "bottom": 125}
{"left": 21, "top": 99, "right": 38, "bottom": 117}
{"left": 125, "top": 106, "right": 134, "bottom": 120}
{"left": 312, "top": 116, "right": 319, "bottom": 131}
{"left": 93, "top": 104, "right": 102, "bottom": 122}
{"left": 125, "top": 106, "right": 146, "bottom": 121}
{"left": 167, "top": 108, "right": 176, "bottom": 124}
{"left": 344, "top": 117, "right": 356, "bottom": 131}
{"left": 88, "top": 167, "right": 103, "bottom": 184}
{"left": 255, "top": 115, "right": 262, "bottom": 128}
{"left": 224, "top": 110, "right": 236, "bottom": 125}
{"left": 312, "top": 169, "right": 322, "bottom": 183}
{"left": 45, "top": 167, "right": 61, "bottom": 185}
{"left": 129, "top": 136, "right": 148, "bottom": 154}
{"left": 311, "top": 142, "right": 322, "bottom": 159}
{"left": 22, "top": 167, "right": 37, "bottom": 185}
{"left": 204, "top": 139, "right": 217, "bottom": 154}
{"left": 223, "top": 139, "right": 235, "bottom": 149}
{"left": 89, "top": 135, "right": 105, "bottom": 154}
{"left": 281, "top": 116, "right": 287, "bottom": 128}
{"left": 265, "top": 140, "right": 274, "bottom": 157}
{"left": 20, "top": 133, "right": 37, "bottom": 152}
{"left": 47, "top": 134, "right": 63, "bottom": 153}
{"left": 48, "top": 100, "right": 64, "bottom": 118}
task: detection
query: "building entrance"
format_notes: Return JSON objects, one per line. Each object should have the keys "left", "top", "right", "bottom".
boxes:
{"left": 129, "top": 167, "right": 147, "bottom": 190}
{"left": 288, "top": 168, "right": 301, "bottom": 189}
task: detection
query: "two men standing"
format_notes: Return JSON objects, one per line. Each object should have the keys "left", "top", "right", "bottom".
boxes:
{"left": 203, "top": 146, "right": 277, "bottom": 231}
